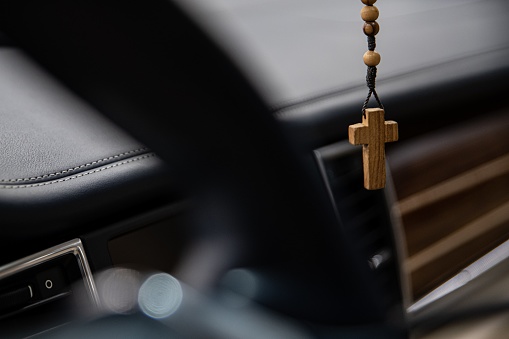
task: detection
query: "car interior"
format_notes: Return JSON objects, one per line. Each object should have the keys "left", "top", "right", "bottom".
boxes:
{"left": 0, "top": 0, "right": 508, "bottom": 338}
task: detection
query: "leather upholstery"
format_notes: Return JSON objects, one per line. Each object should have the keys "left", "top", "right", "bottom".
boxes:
{"left": 0, "top": 49, "right": 148, "bottom": 183}
{"left": 0, "top": 48, "right": 172, "bottom": 252}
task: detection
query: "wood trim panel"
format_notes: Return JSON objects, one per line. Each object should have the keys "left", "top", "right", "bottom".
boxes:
{"left": 388, "top": 109, "right": 509, "bottom": 300}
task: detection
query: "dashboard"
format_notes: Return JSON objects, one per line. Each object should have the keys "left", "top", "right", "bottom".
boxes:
{"left": 1, "top": 0, "right": 509, "bottom": 338}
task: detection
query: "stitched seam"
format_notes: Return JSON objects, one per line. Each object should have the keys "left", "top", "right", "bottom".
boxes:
{"left": 0, "top": 147, "right": 149, "bottom": 183}
{"left": 0, "top": 153, "right": 156, "bottom": 189}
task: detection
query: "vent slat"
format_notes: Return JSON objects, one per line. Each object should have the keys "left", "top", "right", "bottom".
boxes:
{"left": 315, "top": 142, "right": 403, "bottom": 309}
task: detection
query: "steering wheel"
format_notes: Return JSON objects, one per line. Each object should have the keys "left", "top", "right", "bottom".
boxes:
{"left": 0, "top": 1, "right": 404, "bottom": 337}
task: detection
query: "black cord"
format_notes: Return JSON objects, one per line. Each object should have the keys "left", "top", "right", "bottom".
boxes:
{"left": 362, "top": 36, "right": 384, "bottom": 116}
{"left": 367, "top": 36, "right": 376, "bottom": 51}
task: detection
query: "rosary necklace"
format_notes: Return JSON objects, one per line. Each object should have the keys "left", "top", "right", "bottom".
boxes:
{"left": 348, "top": 0, "right": 398, "bottom": 190}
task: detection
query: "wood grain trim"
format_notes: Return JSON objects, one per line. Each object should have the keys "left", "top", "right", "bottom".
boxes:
{"left": 397, "top": 153, "right": 509, "bottom": 215}
{"left": 406, "top": 200, "right": 509, "bottom": 272}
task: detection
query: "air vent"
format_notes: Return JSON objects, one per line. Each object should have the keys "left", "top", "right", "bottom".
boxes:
{"left": 314, "top": 141, "right": 403, "bottom": 310}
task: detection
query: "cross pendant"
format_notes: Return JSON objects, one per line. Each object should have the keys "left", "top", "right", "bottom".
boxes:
{"left": 348, "top": 108, "right": 398, "bottom": 190}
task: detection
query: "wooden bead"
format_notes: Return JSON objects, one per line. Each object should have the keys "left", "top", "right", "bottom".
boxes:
{"left": 363, "top": 21, "right": 380, "bottom": 36}
{"left": 361, "top": 6, "right": 379, "bottom": 22}
{"left": 361, "top": 0, "right": 377, "bottom": 5}
{"left": 363, "top": 51, "right": 381, "bottom": 66}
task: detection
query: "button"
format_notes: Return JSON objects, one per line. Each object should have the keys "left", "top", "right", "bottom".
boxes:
{"left": 35, "top": 267, "right": 69, "bottom": 300}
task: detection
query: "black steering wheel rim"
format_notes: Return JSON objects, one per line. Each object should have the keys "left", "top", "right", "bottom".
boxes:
{"left": 0, "top": 0, "right": 393, "bottom": 327}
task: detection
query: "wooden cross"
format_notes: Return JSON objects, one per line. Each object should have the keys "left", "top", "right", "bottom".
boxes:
{"left": 348, "top": 108, "right": 398, "bottom": 190}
